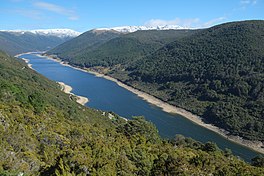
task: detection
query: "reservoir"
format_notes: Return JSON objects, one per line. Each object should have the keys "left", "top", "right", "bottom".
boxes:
{"left": 19, "top": 53, "right": 261, "bottom": 161}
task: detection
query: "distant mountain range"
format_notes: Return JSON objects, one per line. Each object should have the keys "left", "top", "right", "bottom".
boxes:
{"left": 47, "top": 29, "right": 197, "bottom": 67}
{"left": 95, "top": 25, "right": 187, "bottom": 33}
{"left": 47, "top": 25, "right": 189, "bottom": 60}
{"left": 46, "top": 29, "right": 122, "bottom": 60}
{"left": 0, "top": 26, "right": 190, "bottom": 55}
{"left": 0, "top": 29, "right": 80, "bottom": 55}
{"left": 0, "top": 29, "right": 80, "bottom": 38}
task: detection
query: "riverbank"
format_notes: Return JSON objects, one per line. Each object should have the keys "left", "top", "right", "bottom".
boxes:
{"left": 16, "top": 53, "right": 89, "bottom": 106}
{"left": 42, "top": 53, "right": 264, "bottom": 154}
{"left": 15, "top": 51, "right": 42, "bottom": 58}
{"left": 21, "top": 58, "right": 33, "bottom": 69}
{"left": 58, "top": 82, "right": 89, "bottom": 106}
{"left": 87, "top": 70, "right": 264, "bottom": 154}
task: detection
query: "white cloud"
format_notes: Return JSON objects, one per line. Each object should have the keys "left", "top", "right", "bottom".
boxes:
{"left": 237, "top": 0, "right": 258, "bottom": 11}
{"left": 202, "top": 17, "right": 226, "bottom": 28}
{"left": 12, "top": 9, "right": 43, "bottom": 20}
{"left": 145, "top": 18, "right": 200, "bottom": 28}
{"left": 145, "top": 17, "right": 226, "bottom": 28}
{"left": 240, "top": 0, "right": 257, "bottom": 5}
{"left": 241, "top": 0, "right": 251, "bottom": 4}
{"left": 33, "top": 1, "right": 79, "bottom": 20}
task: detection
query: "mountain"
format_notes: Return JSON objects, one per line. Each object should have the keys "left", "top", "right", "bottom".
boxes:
{"left": 46, "top": 20, "right": 264, "bottom": 142}
{"left": 0, "top": 51, "right": 263, "bottom": 175}
{"left": 0, "top": 29, "right": 80, "bottom": 55}
{"left": 1, "top": 29, "right": 80, "bottom": 38}
{"left": 96, "top": 25, "right": 187, "bottom": 33}
{"left": 117, "top": 20, "right": 264, "bottom": 141}
{"left": 47, "top": 29, "right": 122, "bottom": 61}
{"left": 47, "top": 29, "right": 197, "bottom": 67}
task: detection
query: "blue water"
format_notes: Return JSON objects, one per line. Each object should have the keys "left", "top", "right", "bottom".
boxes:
{"left": 19, "top": 53, "right": 262, "bottom": 161}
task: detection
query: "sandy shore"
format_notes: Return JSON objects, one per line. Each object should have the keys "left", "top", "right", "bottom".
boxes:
{"left": 15, "top": 51, "right": 44, "bottom": 69}
{"left": 21, "top": 58, "right": 33, "bottom": 69}
{"left": 16, "top": 53, "right": 89, "bottom": 106}
{"left": 15, "top": 51, "right": 42, "bottom": 58}
{"left": 58, "top": 82, "right": 89, "bottom": 106}
{"left": 42, "top": 53, "right": 264, "bottom": 154}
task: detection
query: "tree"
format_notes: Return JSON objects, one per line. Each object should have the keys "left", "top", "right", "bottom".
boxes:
{"left": 203, "top": 142, "right": 218, "bottom": 152}
{"left": 251, "top": 155, "right": 264, "bottom": 167}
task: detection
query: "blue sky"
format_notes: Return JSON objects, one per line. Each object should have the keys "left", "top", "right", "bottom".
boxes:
{"left": 0, "top": 0, "right": 263, "bottom": 32}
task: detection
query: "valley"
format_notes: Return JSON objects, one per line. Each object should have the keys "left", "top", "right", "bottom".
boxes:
{"left": 47, "top": 20, "right": 264, "bottom": 149}
{"left": 19, "top": 52, "right": 263, "bottom": 161}
{"left": 0, "top": 29, "right": 80, "bottom": 55}
{"left": 41, "top": 52, "right": 264, "bottom": 155}
{"left": 0, "top": 3, "right": 263, "bottom": 173}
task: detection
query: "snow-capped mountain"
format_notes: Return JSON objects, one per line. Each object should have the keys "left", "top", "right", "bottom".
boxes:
{"left": 0, "top": 29, "right": 81, "bottom": 38}
{"left": 95, "top": 25, "right": 187, "bottom": 33}
{"left": 0, "top": 29, "right": 81, "bottom": 55}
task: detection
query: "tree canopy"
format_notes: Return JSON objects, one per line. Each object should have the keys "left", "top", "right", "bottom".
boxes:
{"left": 0, "top": 49, "right": 263, "bottom": 175}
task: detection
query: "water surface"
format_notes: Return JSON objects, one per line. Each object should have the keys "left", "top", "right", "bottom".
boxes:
{"left": 19, "top": 53, "right": 261, "bottom": 161}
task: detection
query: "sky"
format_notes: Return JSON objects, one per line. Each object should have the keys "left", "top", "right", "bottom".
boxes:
{"left": 0, "top": 0, "right": 263, "bottom": 32}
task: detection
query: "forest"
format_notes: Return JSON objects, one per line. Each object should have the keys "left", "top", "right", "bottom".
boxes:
{"left": 125, "top": 20, "right": 264, "bottom": 141}
{"left": 48, "top": 20, "right": 264, "bottom": 142}
{"left": 47, "top": 29, "right": 197, "bottom": 67}
{"left": 0, "top": 50, "right": 263, "bottom": 175}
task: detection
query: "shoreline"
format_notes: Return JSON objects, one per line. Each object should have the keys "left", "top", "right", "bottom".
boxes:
{"left": 58, "top": 82, "right": 89, "bottom": 106}
{"left": 16, "top": 53, "right": 89, "bottom": 106}
{"left": 21, "top": 58, "right": 33, "bottom": 69}
{"left": 15, "top": 51, "right": 43, "bottom": 58}
{"left": 41, "top": 53, "right": 264, "bottom": 154}
{"left": 87, "top": 70, "right": 264, "bottom": 155}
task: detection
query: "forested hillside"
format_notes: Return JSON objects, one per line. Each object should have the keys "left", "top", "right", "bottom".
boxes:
{"left": 48, "top": 29, "right": 197, "bottom": 67}
{"left": 0, "top": 31, "right": 76, "bottom": 56}
{"left": 46, "top": 29, "right": 122, "bottom": 61}
{"left": 125, "top": 20, "right": 264, "bottom": 141}
{"left": 47, "top": 20, "right": 264, "bottom": 142}
{"left": 1, "top": 51, "right": 263, "bottom": 175}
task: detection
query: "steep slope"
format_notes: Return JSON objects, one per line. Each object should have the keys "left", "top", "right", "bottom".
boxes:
{"left": 47, "top": 25, "right": 188, "bottom": 61}
{"left": 0, "top": 29, "right": 80, "bottom": 55}
{"left": 46, "top": 29, "right": 122, "bottom": 61}
{"left": 0, "top": 52, "right": 263, "bottom": 175}
{"left": 122, "top": 20, "right": 264, "bottom": 141}
{"left": 48, "top": 29, "right": 197, "bottom": 68}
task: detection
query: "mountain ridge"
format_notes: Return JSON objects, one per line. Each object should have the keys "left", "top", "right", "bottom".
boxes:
{"left": 46, "top": 29, "right": 122, "bottom": 61}
{"left": 47, "top": 29, "right": 197, "bottom": 67}
{"left": 95, "top": 24, "right": 188, "bottom": 33}
{"left": 0, "top": 29, "right": 79, "bottom": 55}
{"left": 0, "top": 28, "right": 80, "bottom": 38}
